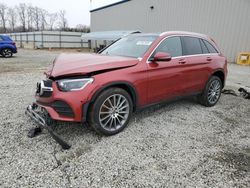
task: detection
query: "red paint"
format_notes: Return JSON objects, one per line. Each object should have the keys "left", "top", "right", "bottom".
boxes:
{"left": 35, "top": 31, "right": 227, "bottom": 122}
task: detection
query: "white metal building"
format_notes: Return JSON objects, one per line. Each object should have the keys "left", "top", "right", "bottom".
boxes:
{"left": 90, "top": 0, "right": 250, "bottom": 62}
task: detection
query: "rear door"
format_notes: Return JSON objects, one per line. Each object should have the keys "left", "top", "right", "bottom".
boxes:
{"left": 180, "top": 36, "right": 212, "bottom": 94}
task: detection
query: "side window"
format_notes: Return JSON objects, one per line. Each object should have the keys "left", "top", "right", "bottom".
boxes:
{"left": 200, "top": 39, "right": 209, "bottom": 54}
{"left": 203, "top": 40, "right": 218, "bottom": 53}
{"left": 153, "top": 36, "right": 182, "bottom": 57}
{"left": 182, "top": 36, "right": 202, "bottom": 55}
{"left": 0, "top": 36, "right": 3, "bottom": 41}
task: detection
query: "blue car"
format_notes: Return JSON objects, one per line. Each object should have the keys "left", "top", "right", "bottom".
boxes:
{"left": 0, "top": 35, "right": 17, "bottom": 58}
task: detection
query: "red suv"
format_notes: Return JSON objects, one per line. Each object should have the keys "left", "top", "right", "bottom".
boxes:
{"left": 27, "top": 31, "right": 227, "bottom": 136}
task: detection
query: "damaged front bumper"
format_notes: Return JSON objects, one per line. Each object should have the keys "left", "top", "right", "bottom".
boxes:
{"left": 25, "top": 104, "right": 71, "bottom": 149}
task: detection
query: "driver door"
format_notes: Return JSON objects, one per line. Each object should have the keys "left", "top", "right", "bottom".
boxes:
{"left": 147, "top": 36, "right": 187, "bottom": 104}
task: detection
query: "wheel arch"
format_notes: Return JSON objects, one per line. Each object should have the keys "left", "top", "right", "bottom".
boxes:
{"left": 0, "top": 46, "right": 13, "bottom": 52}
{"left": 82, "top": 81, "right": 138, "bottom": 123}
{"left": 90, "top": 81, "right": 138, "bottom": 111}
{"left": 211, "top": 69, "right": 225, "bottom": 88}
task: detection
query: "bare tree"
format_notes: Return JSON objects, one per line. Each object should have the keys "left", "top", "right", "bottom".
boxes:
{"left": 8, "top": 7, "right": 17, "bottom": 31}
{"left": 40, "top": 9, "right": 48, "bottom": 30}
{"left": 76, "top": 24, "right": 90, "bottom": 33}
{"left": 48, "top": 13, "right": 57, "bottom": 31}
{"left": 0, "top": 3, "right": 8, "bottom": 32}
{"left": 17, "top": 3, "right": 27, "bottom": 31}
{"left": 33, "top": 6, "right": 40, "bottom": 31}
{"left": 58, "top": 10, "right": 68, "bottom": 31}
{"left": 0, "top": 3, "right": 83, "bottom": 33}
{"left": 27, "top": 5, "right": 34, "bottom": 31}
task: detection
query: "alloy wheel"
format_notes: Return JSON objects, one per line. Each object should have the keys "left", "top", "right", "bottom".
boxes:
{"left": 207, "top": 79, "right": 221, "bottom": 104}
{"left": 99, "top": 94, "right": 130, "bottom": 131}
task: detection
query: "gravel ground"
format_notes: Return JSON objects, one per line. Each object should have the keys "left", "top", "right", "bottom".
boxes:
{"left": 0, "top": 49, "right": 250, "bottom": 187}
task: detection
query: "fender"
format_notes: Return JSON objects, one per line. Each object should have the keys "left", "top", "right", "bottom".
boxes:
{"left": 82, "top": 81, "right": 138, "bottom": 122}
{"left": 82, "top": 81, "right": 138, "bottom": 123}
{"left": 202, "top": 68, "right": 225, "bottom": 92}
{"left": 89, "top": 81, "right": 138, "bottom": 108}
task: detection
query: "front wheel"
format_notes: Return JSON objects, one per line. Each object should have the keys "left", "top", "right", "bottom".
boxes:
{"left": 198, "top": 76, "right": 222, "bottom": 107}
{"left": 88, "top": 88, "right": 133, "bottom": 136}
{"left": 1, "top": 48, "right": 13, "bottom": 58}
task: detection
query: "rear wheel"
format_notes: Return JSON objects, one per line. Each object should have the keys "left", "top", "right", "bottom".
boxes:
{"left": 1, "top": 48, "right": 13, "bottom": 58}
{"left": 198, "top": 76, "right": 222, "bottom": 107}
{"left": 88, "top": 88, "right": 133, "bottom": 135}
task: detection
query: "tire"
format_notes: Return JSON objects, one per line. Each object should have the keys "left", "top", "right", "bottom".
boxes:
{"left": 198, "top": 76, "right": 222, "bottom": 107}
{"left": 1, "top": 48, "right": 13, "bottom": 58}
{"left": 88, "top": 87, "right": 133, "bottom": 136}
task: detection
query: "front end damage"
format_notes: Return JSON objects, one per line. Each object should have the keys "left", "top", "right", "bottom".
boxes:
{"left": 25, "top": 78, "right": 73, "bottom": 149}
{"left": 25, "top": 103, "right": 71, "bottom": 149}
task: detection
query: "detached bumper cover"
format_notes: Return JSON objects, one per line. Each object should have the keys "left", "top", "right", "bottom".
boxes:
{"left": 25, "top": 104, "right": 71, "bottom": 149}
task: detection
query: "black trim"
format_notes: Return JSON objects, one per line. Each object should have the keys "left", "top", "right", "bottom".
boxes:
{"left": 90, "top": 0, "right": 131, "bottom": 12}
{"left": 82, "top": 102, "right": 90, "bottom": 123}
{"left": 82, "top": 81, "right": 137, "bottom": 123}
{"left": 37, "top": 100, "right": 74, "bottom": 118}
{"left": 211, "top": 69, "right": 225, "bottom": 88}
{"left": 136, "top": 92, "right": 201, "bottom": 113}
{"left": 51, "top": 101, "right": 74, "bottom": 118}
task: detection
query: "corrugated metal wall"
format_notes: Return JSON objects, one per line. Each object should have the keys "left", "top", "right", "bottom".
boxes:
{"left": 91, "top": 0, "right": 250, "bottom": 62}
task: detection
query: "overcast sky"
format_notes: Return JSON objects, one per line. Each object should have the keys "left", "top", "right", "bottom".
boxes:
{"left": 0, "top": 0, "right": 119, "bottom": 27}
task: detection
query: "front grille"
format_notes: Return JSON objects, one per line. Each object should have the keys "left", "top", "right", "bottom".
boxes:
{"left": 36, "top": 79, "right": 53, "bottom": 98}
{"left": 43, "top": 79, "right": 53, "bottom": 87}
{"left": 51, "top": 101, "right": 74, "bottom": 117}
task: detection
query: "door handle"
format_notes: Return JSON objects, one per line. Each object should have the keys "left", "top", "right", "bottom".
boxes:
{"left": 207, "top": 57, "right": 212, "bottom": 61}
{"left": 179, "top": 59, "right": 186, "bottom": 64}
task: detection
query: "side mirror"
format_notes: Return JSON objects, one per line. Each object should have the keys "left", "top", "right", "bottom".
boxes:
{"left": 151, "top": 52, "right": 172, "bottom": 62}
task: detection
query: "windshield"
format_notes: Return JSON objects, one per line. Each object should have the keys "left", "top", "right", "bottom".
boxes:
{"left": 101, "top": 35, "right": 157, "bottom": 58}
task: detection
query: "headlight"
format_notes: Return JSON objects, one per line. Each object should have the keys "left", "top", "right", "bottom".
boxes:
{"left": 57, "top": 78, "right": 94, "bottom": 92}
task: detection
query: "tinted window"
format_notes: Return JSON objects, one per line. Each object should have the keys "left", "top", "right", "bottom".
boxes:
{"left": 182, "top": 36, "right": 202, "bottom": 55}
{"left": 0, "top": 36, "right": 3, "bottom": 41}
{"left": 203, "top": 40, "right": 218, "bottom": 53}
{"left": 200, "top": 39, "right": 209, "bottom": 54}
{"left": 153, "top": 37, "right": 182, "bottom": 57}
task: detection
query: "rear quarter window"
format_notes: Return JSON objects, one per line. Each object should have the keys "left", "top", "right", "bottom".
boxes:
{"left": 182, "top": 36, "right": 202, "bottom": 55}
{"left": 203, "top": 39, "right": 218, "bottom": 53}
{"left": 199, "top": 39, "right": 209, "bottom": 54}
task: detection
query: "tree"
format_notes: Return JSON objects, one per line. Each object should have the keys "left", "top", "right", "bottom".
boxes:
{"left": 27, "top": 5, "right": 34, "bottom": 31}
{"left": 58, "top": 10, "right": 68, "bottom": 31}
{"left": 0, "top": 3, "right": 8, "bottom": 32}
{"left": 48, "top": 13, "right": 58, "bottom": 31}
{"left": 33, "top": 6, "right": 40, "bottom": 31}
{"left": 8, "top": 7, "right": 17, "bottom": 32}
{"left": 76, "top": 24, "right": 90, "bottom": 33}
{"left": 40, "top": 9, "right": 48, "bottom": 30}
{"left": 0, "top": 3, "right": 87, "bottom": 33}
{"left": 17, "top": 3, "right": 27, "bottom": 31}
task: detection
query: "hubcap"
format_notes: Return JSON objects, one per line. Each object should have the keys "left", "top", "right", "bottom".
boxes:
{"left": 208, "top": 80, "right": 221, "bottom": 104}
{"left": 2, "top": 49, "right": 12, "bottom": 57}
{"left": 99, "top": 94, "right": 130, "bottom": 131}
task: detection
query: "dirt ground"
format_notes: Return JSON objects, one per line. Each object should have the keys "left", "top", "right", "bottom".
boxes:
{"left": 0, "top": 49, "right": 249, "bottom": 187}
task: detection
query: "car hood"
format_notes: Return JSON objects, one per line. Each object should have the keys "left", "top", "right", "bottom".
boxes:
{"left": 47, "top": 53, "right": 139, "bottom": 78}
